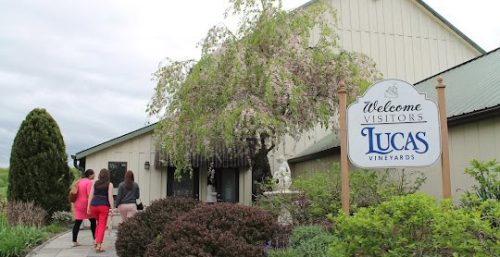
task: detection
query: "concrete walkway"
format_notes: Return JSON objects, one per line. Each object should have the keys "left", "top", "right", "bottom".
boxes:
{"left": 28, "top": 228, "right": 118, "bottom": 257}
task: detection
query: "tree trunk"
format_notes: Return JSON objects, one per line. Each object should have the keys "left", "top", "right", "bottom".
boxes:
{"left": 248, "top": 134, "right": 274, "bottom": 201}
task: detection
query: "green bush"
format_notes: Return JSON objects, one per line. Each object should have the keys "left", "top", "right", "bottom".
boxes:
{"left": 51, "top": 211, "right": 74, "bottom": 226}
{"left": 257, "top": 164, "right": 425, "bottom": 225}
{"left": 463, "top": 159, "right": 499, "bottom": 201}
{"left": 268, "top": 225, "right": 334, "bottom": 257}
{"left": 0, "top": 214, "right": 48, "bottom": 257}
{"left": 8, "top": 108, "right": 72, "bottom": 218}
{"left": 329, "top": 194, "right": 499, "bottom": 257}
{"left": 268, "top": 249, "right": 297, "bottom": 257}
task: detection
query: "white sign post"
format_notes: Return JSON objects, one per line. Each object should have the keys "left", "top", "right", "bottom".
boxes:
{"left": 347, "top": 79, "right": 440, "bottom": 168}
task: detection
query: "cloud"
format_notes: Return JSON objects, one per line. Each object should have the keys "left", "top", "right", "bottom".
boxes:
{"left": 0, "top": 0, "right": 497, "bottom": 167}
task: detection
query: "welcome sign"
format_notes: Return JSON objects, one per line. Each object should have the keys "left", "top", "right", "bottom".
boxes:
{"left": 347, "top": 79, "right": 441, "bottom": 168}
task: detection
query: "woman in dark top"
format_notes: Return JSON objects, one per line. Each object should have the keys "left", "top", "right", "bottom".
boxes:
{"left": 87, "top": 168, "right": 114, "bottom": 253}
{"left": 116, "top": 170, "right": 140, "bottom": 221}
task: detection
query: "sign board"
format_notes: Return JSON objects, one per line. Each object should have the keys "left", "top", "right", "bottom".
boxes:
{"left": 347, "top": 79, "right": 440, "bottom": 168}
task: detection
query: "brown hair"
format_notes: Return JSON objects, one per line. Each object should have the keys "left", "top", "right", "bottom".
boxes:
{"left": 124, "top": 170, "right": 135, "bottom": 190}
{"left": 95, "top": 168, "right": 110, "bottom": 189}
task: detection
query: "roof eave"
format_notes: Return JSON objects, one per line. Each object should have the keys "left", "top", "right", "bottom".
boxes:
{"left": 295, "top": 0, "right": 485, "bottom": 54}
{"left": 416, "top": 0, "right": 485, "bottom": 54}
{"left": 74, "top": 123, "right": 157, "bottom": 159}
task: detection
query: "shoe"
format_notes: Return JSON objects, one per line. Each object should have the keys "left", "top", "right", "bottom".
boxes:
{"left": 95, "top": 244, "right": 105, "bottom": 253}
{"left": 72, "top": 242, "right": 81, "bottom": 247}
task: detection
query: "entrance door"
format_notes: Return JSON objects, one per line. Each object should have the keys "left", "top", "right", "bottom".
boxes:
{"left": 216, "top": 168, "right": 239, "bottom": 203}
{"left": 167, "top": 167, "right": 199, "bottom": 199}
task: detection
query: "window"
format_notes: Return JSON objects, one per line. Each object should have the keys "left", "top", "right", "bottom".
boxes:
{"left": 108, "top": 162, "right": 127, "bottom": 188}
{"left": 167, "top": 167, "right": 199, "bottom": 199}
{"left": 215, "top": 168, "right": 239, "bottom": 203}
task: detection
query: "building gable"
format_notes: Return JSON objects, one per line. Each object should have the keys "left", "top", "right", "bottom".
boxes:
{"left": 304, "top": 0, "right": 484, "bottom": 82}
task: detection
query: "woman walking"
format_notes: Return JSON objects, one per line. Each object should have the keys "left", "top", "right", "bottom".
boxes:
{"left": 87, "top": 169, "right": 114, "bottom": 252}
{"left": 115, "top": 170, "right": 140, "bottom": 222}
{"left": 72, "top": 169, "right": 96, "bottom": 247}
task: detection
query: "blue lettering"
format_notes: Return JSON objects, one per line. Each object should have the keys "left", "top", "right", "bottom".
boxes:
{"left": 391, "top": 132, "right": 404, "bottom": 150}
{"left": 375, "top": 133, "right": 393, "bottom": 154}
{"left": 415, "top": 132, "right": 429, "bottom": 154}
{"left": 361, "top": 127, "right": 430, "bottom": 155}
{"left": 404, "top": 133, "right": 418, "bottom": 151}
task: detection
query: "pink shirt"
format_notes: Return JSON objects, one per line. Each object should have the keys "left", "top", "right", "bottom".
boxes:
{"left": 73, "top": 178, "right": 94, "bottom": 220}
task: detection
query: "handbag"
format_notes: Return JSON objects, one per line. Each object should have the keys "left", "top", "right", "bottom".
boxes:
{"left": 136, "top": 198, "right": 144, "bottom": 211}
{"left": 68, "top": 179, "right": 80, "bottom": 203}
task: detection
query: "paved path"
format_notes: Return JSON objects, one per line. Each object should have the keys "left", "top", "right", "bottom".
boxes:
{"left": 28, "top": 228, "right": 118, "bottom": 257}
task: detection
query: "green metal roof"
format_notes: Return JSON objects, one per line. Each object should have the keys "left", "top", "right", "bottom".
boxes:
{"left": 414, "top": 47, "right": 500, "bottom": 119}
{"left": 296, "top": 0, "right": 485, "bottom": 54}
{"left": 290, "top": 47, "right": 500, "bottom": 163}
{"left": 74, "top": 123, "right": 157, "bottom": 159}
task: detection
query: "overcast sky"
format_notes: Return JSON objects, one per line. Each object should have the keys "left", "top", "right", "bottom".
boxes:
{"left": 1, "top": 0, "right": 499, "bottom": 168}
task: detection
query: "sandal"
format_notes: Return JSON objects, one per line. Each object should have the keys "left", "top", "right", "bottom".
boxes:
{"left": 95, "top": 245, "right": 105, "bottom": 253}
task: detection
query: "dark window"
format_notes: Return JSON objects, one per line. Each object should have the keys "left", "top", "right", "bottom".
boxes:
{"left": 215, "top": 168, "right": 239, "bottom": 203}
{"left": 108, "top": 162, "right": 127, "bottom": 188}
{"left": 167, "top": 167, "right": 199, "bottom": 199}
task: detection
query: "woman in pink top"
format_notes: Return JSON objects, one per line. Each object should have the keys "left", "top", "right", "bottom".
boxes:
{"left": 72, "top": 169, "right": 96, "bottom": 247}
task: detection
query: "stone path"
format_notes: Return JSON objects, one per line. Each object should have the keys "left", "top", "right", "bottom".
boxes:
{"left": 28, "top": 228, "right": 118, "bottom": 257}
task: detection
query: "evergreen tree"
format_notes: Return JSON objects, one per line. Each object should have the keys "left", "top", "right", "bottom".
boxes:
{"left": 8, "top": 108, "right": 72, "bottom": 216}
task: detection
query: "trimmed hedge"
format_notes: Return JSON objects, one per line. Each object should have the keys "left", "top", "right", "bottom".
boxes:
{"left": 330, "top": 194, "right": 500, "bottom": 257}
{"left": 115, "top": 197, "right": 198, "bottom": 257}
{"left": 145, "top": 203, "right": 281, "bottom": 257}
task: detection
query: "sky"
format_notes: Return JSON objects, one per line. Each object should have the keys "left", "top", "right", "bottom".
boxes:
{"left": 0, "top": 0, "right": 499, "bottom": 168}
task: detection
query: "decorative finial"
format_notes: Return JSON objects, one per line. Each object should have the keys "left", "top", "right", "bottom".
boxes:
{"left": 338, "top": 80, "right": 346, "bottom": 93}
{"left": 436, "top": 76, "right": 445, "bottom": 89}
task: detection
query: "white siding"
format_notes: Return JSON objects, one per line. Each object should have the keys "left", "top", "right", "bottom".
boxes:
{"left": 327, "top": 0, "right": 479, "bottom": 82}
{"left": 275, "top": 0, "right": 482, "bottom": 169}
{"left": 84, "top": 132, "right": 164, "bottom": 206}
{"left": 84, "top": 132, "right": 253, "bottom": 206}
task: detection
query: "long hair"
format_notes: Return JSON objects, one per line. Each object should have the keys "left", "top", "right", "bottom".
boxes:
{"left": 95, "top": 168, "right": 110, "bottom": 189}
{"left": 84, "top": 169, "right": 94, "bottom": 178}
{"left": 124, "top": 170, "right": 135, "bottom": 190}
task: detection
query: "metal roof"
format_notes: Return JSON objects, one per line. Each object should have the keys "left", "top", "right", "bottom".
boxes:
{"left": 414, "top": 47, "right": 500, "bottom": 119}
{"left": 290, "top": 47, "right": 500, "bottom": 163}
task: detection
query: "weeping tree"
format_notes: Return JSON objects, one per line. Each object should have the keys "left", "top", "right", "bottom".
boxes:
{"left": 8, "top": 108, "right": 72, "bottom": 216}
{"left": 148, "top": 0, "right": 379, "bottom": 198}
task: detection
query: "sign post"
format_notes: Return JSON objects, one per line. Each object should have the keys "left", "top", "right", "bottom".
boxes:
{"left": 338, "top": 80, "right": 350, "bottom": 215}
{"left": 436, "top": 77, "right": 452, "bottom": 198}
{"left": 347, "top": 79, "right": 441, "bottom": 169}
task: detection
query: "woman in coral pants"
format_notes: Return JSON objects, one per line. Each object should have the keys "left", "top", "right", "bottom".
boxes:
{"left": 87, "top": 169, "right": 114, "bottom": 253}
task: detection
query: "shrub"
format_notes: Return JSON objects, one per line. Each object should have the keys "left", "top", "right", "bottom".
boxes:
{"left": 8, "top": 108, "right": 72, "bottom": 217}
{"left": 51, "top": 211, "right": 73, "bottom": 226}
{"left": 145, "top": 203, "right": 281, "bottom": 257}
{"left": 6, "top": 201, "right": 46, "bottom": 227}
{"left": 257, "top": 164, "right": 426, "bottom": 225}
{"left": 0, "top": 214, "right": 48, "bottom": 257}
{"left": 268, "top": 225, "right": 334, "bottom": 257}
{"left": 329, "top": 194, "right": 499, "bottom": 257}
{"left": 115, "top": 197, "right": 198, "bottom": 257}
{"left": 463, "top": 159, "right": 499, "bottom": 201}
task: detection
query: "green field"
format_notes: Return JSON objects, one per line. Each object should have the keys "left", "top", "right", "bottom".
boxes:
{"left": 0, "top": 168, "right": 8, "bottom": 201}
